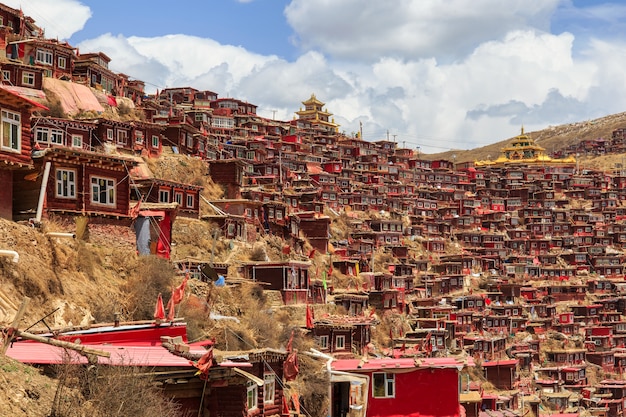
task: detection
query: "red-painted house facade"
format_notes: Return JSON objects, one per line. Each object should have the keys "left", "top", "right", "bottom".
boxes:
{"left": 0, "top": 86, "right": 46, "bottom": 220}
{"left": 331, "top": 357, "right": 473, "bottom": 417}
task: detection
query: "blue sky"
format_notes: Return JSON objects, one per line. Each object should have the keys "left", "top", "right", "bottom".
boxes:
{"left": 8, "top": 0, "right": 626, "bottom": 153}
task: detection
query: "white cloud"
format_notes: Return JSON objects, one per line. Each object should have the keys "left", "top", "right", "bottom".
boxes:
{"left": 2, "top": 0, "right": 90, "bottom": 40}
{"left": 22, "top": 0, "right": 626, "bottom": 152}
{"left": 284, "top": 0, "right": 560, "bottom": 62}
{"left": 77, "top": 33, "right": 280, "bottom": 94}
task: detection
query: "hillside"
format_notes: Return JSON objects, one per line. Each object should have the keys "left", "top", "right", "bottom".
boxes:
{"left": 3, "top": 110, "right": 626, "bottom": 416}
{"left": 427, "top": 111, "right": 626, "bottom": 165}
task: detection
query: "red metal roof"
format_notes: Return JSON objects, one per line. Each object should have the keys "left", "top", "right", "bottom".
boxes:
{"left": 331, "top": 356, "right": 474, "bottom": 372}
{"left": 6, "top": 342, "right": 204, "bottom": 367}
{"left": 481, "top": 359, "right": 518, "bottom": 367}
{"left": 28, "top": 322, "right": 188, "bottom": 347}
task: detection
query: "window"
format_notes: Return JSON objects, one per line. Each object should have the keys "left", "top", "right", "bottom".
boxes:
{"left": 1, "top": 110, "right": 21, "bottom": 152}
{"left": 117, "top": 130, "right": 128, "bottom": 145}
{"left": 318, "top": 335, "right": 328, "bottom": 349}
{"left": 336, "top": 335, "right": 345, "bottom": 350}
{"left": 106, "top": 129, "right": 114, "bottom": 141}
{"left": 372, "top": 373, "right": 395, "bottom": 398}
{"left": 159, "top": 189, "right": 170, "bottom": 203}
{"left": 58, "top": 56, "right": 66, "bottom": 69}
{"left": 263, "top": 374, "right": 275, "bottom": 404}
{"left": 134, "top": 130, "right": 144, "bottom": 144}
{"left": 186, "top": 194, "right": 194, "bottom": 208}
{"left": 71, "top": 134, "right": 83, "bottom": 148}
{"left": 246, "top": 381, "right": 258, "bottom": 410}
{"left": 151, "top": 135, "right": 159, "bottom": 148}
{"left": 22, "top": 71, "right": 35, "bottom": 86}
{"left": 50, "top": 129, "right": 63, "bottom": 145}
{"left": 91, "top": 177, "right": 115, "bottom": 206}
{"left": 35, "top": 127, "right": 49, "bottom": 143}
{"left": 35, "top": 49, "right": 53, "bottom": 65}
{"left": 174, "top": 192, "right": 183, "bottom": 205}
{"left": 2, "top": 70, "right": 10, "bottom": 82}
{"left": 55, "top": 169, "right": 76, "bottom": 199}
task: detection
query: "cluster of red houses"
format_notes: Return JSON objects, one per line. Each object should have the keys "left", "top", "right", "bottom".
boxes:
{"left": 5, "top": 3, "right": 626, "bottom": 417}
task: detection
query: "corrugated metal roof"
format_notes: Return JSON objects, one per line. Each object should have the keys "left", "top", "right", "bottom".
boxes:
{"left": 6, "top": 342, "right": 204, "bottom": 367}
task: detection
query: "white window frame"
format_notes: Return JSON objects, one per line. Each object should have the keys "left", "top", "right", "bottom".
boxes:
{"left": 50, "top": 129, "right": 63, "bottom": 145}
{"left": 35, "top": 127, "right": 49, "bottom": 143}
{"left": 263, "top": 373, "right": 275, "bottom": 404}
{"left": 151, "top": 135, "right": 159, "bottom": 148}
{"left": 55, "top": 168, "right": 76, "bottom": 199}
{"left": 372, "top": 373, "right": 395, "bottom": 398}
{"left": 71, "top": 134, "right": 83, "bottom": 149}
{"left": 35, "top": 49, "right": 53, "bottom": 66}
{"left": 186, "top": 194, "right": 194, "bottom": 208}
{"left": 106, "top": 129, "right": 114, "bottom": 141}
{"left": 174, "top": 192, "right": 183, "bottom": 205}
{"left": 246, "top": 381, "right": 258, "bottom": 411}
{"left": 22, "top": 71, "right": 35, "bottom": 86}
{"left": 91, "top": 176, "right": 116, "bottom": 206}
{"left": 2, "top": 70, "right": 9, "bottom": 82}
{"left": 58, "top": 56, "right": 66, "bottom": 69}
{"left": 319, "top": 335, "right": 328, "bottom": 349}
{"left": 1, "top": 109, "right": 21, "bottom": 153}
{"left": 116, "top": 129, "right": 128, "bottom": 145}
{"left": 159, "top": 189, "right": 170, "bottom": 203}
{"left": 134, "top": 130, "right": 144, "bottom": 144}
{"left": 335, "top": 335, "right": 346, "bottom": 350}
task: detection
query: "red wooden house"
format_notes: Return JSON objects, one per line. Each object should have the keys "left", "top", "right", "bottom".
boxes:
{"left": 238, "top": 261, "right": 313, "bottom": 305}
{"left": 0, "top": 86, "right": 47, "bottom": 220}
{"left": 330, "top": 357, "right": 474, "bottom": 417}
{"left": 482, "top": 359, "right": 518, "bottom": 390}
{"left": 208, "top": 159, "right": 249, "bottom": 199}
{"left": 23, "top": 147, "right": 139, "bottom": 221}
{"left": 31, "top": 116, "right": 96, "bottom": 151}
{"left": 132, "top": 178, "right": 202, "bottom": 219}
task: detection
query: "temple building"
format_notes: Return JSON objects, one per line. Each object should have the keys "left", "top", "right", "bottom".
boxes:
{"left": 475, "top": 127, "right": 576, "bottom": 167}
{"left": 294, "top": 94, "right": 339, "bottom": 133}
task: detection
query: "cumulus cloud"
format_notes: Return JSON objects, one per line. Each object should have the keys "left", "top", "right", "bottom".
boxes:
{"left": 21, "top": 0, "right": 626, "bottom": 151}
{"left": 284, "top": 0, "right": 560, "bottom": 62}
{"left": 2, "top": 0, "right": 90, "bottom": 40}
{"left": 77, "top": 33, "right": 280, "bottom": 94}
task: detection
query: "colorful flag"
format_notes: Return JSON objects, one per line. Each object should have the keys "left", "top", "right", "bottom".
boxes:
{"left": 192, "top": 347, "right": 213, "bottom": 379}
{"left": 306, "top": 304, "right": 314, "bottom": 329}
{"left": 153, "top": 293, "right": 165, "bottom": 320}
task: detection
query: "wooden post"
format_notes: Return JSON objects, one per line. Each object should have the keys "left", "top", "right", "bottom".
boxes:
{"left": 1, "top": 297, "right": 29, "bottom": 355}
{"left": 2, "top": 297, "right": 110, "bottom": 359}
{"left": 15, "top": 330, "right": 111, "bottom": 358}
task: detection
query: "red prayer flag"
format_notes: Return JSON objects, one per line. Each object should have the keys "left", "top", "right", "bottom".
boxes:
{"left": 153, "top": 293, "right": 165, "bottom": 320}
{"left": 306, "top": 304, "right": 314, "bottom": 329}
{"left": 192, "top": 348, "right": 213, "bottom": 379}
{"left": 166, "top": 293, "right": 176, "bottom": 321}
{"left": 172, "top": 275, "right": 189, "bottom": 305}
